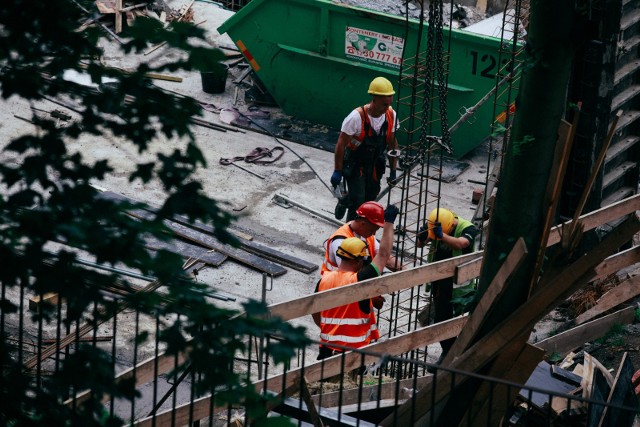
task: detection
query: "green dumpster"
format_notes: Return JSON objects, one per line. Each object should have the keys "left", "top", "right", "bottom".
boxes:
{"left": 218, "top": 0, "right": 517, "bottom": 158}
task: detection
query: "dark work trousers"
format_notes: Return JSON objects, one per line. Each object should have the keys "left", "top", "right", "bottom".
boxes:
{"left": 432, "top": 277, "right": 455, "bottom": 355}
{"left": 345, "top": 165, "right": 381, "bottom": 221}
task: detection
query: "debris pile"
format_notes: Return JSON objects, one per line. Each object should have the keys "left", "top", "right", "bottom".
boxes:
{"left": 513, "top": 353, "right": 639, "bottom": 426}
{"left": 79, "top": 0, "right": 195, "bottom": 35}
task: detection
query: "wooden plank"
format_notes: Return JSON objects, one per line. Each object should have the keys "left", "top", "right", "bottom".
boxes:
{"left": 162, "top": 219, "right": 287, "bottom": 276}
{"left": 443, "top": 238, "right": 527, "bottom": 364}
{"left": 529, "top": 118, "right": 575, "bottom": 295}
{"left": 95, "top": 0, "right": 116, "bottom": 13}
{"left": 582, "top": 351, "right": 614, "bottom": 427}
{"left": 576, "top": 274, "right": 640, "bottom": 325}
{"left": 466, "top": 343, "right": 545, "bottom": 426}
{"left": 110, "top": 201, "right": 287, "bottom": 276}
{"left": 310, "top": 375, "right": 433, "bottom": 408}
{"left": 28, "top": 292, "right": 60, "bottom": 311}
{"left": 300, "top": 377, "right": 323, "bottom": 427}
{"left": 453, "top": 256, "right": 482, "bottom": 284}
{"left": 537, "top": 306, "right": 635, "bottom": 356}
{"left": 268, "top": 251, "right": 483, "bottom": 321}
{"left": 115, "top": 0, "right": 122, "bottom": 33}
{"left": 548, "top": 194, "right": 640, "bottom": 246}
{"left": 142, "top": 234, "right": 227, "bottom": 267}
{"left": 100, "top": 191, "right": 317, "bottom": 273}
{"left": 380, "top": 216, "right": 640, "bottom": 426}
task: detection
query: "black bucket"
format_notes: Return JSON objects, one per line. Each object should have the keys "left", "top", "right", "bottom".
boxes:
{"left": 200, "top": 65, "right": 228, "bottom": 94}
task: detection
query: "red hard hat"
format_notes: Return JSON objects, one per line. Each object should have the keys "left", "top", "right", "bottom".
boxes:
{"left": 356, "top": 201, "right": 385, "bottom": 227}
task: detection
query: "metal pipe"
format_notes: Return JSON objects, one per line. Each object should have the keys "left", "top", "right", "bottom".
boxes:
{"left": 273, "top": 193, "right": 343, "bottom": 227}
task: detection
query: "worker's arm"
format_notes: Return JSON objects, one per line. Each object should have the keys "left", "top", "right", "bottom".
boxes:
{"left": 440, "top": 233, "right": 471, "bottom": 251}
{"left": 334, "top": 132, "right": 351, "bottom": 171}
{"left": 371, "top": 205, "right": 399, "bottom": 273}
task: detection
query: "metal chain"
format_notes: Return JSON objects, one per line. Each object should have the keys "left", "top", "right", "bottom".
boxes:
{"left": 417, "top": 0, "right": 451, "bottom": 154}
{"left": 434, "top": 0, "right": 451, "bottom": 152}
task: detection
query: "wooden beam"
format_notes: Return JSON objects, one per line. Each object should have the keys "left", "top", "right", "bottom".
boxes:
{"left": 529, "top": 118, "right": 576, "bottom": 296}
{"left": 453, "top": 256, "right": 482, "bottom": 284}
{"left": 443, "top": 238, "right": 527, "bottom": 364}
{"left": 143, "top": 234, "right": 227, "bottom": 266}
{"left": 536, "top": 306, "right": 635, "bottom": 356}
{"left": 268, "top": 251, "right": 483, "bottom": 321}
{"left": 100, "top": 191, "right": 317, "bottom": 273}
{"left": 115, "top": 0, "right": 122, "bottom": 33}
{"left": 28, "top": 292, "right": 60, "bottom": 311}
{"left": 464, "top": 343, "right": 545, "bottom": 426}
{"left": 576, "top": 274, "right": 640, "bottom": 325}
{"left": 451, "top": 193, "right": 640, "bottom": 286}
{"left": 310, "top": 375, "right": 433, "bottom": 408}
{"left": 548, "top": 194, "right": 640, "bottom": 246}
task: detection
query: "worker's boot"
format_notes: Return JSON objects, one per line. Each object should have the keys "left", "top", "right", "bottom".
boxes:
{"left": 334, "top": 200, "right": 347, "bottom": 220}
{"left": 417, "top": 306, "right": 432, "bottom": 327}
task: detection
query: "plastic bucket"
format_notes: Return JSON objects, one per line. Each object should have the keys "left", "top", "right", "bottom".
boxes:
{"left": 200, "top": 65, "right": 228, "bottom": 94}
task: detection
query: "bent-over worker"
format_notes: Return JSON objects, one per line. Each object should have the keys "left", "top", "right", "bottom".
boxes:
{"left": 417, "top": 207, "right": 477, "bottom": 369}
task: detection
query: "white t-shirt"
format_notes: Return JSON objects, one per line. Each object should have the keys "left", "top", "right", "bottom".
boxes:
{"left": 341, "top": 107, "right": 399, "bottom": 137}
{"left": 327, "top": 233, "right": 381, "bottom": 270}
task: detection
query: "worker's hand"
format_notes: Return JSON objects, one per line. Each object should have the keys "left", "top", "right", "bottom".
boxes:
{"left": 372, "top": 295, "right": 385, "bottom": 310}
{"left": 330, "top": 170, "right": 342, "bottom": 187}
{"left": 416, "top": 225, "right": 428, "bottom": 247}
{"left": 433, "top": 221, "right": 444, "bottom": 240}
{"left": 384, "top": 204, "right": 399, "bottom": 223}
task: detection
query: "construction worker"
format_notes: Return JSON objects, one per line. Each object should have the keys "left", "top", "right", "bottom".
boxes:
{"left": 330, "top": 76, "right": 400, "bottom": 221}
{"left": 416, "top": 207, "right": 478, "bottom": 369}
{"left": 316, "top": 204, "right": 399, "bottom": 360}
{"left": 321, "top": 201, "right": 401, "bottom": 275}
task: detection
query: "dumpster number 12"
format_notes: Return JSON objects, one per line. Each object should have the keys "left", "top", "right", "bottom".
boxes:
{"left": 470, "top": 51, "right": 508, "bottom": 79}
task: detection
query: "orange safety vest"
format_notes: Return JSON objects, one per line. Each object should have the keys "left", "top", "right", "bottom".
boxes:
{"left": 321, "top": 223, "right": 377, "bottom": 275}
{"left": 346, "top": 104, "right": 395, "bottom": 151}
{"left": 318, "top": 270, "right": 380, "bottom": 351}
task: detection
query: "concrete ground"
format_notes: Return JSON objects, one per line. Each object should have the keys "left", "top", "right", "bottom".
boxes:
{"left": 0, "top": 1, "right": 497, "bottom": 370}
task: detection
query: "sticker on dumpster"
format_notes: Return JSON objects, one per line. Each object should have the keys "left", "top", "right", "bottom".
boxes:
{"left": 345, "top": 27, "right": 404, "bottom": 69}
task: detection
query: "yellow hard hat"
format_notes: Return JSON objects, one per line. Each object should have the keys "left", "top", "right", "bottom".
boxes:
{"left": 368, "top": 77, "right": 395, "bottom": 96}
{"left": 427, "top": 208, "right": 455, "bottom": 239}
{"left": 336, "top": 237, "right": 368, "bottom": 260}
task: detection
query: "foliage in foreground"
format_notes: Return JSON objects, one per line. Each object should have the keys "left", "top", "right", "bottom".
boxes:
{"left": 0, "top": 1, "right": 309, "bottom": 425}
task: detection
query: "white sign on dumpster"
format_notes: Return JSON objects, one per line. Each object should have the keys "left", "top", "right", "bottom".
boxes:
{"left": 345, "top": 27, "right": 404, "bottom": 69}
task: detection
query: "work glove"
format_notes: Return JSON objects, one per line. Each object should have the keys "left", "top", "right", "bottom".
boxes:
{"left": 433, "top": 221, "right": 444, "bottom": 240}
{"left": 416, "top": 224, "right": 428, "bottom": 246}
{"left": 330, "top": 170, "right": 342, "bottom": 187}
{"left": 372, "top": 295, "right": 385, "bottom": 310}
{"left": 384, "top": 204, "right": 399, "bottom": 224}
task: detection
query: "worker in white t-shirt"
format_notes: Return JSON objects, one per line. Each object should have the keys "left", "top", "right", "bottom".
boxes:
{"left": 330, "top": 77, "right": 400, "bottom": 221}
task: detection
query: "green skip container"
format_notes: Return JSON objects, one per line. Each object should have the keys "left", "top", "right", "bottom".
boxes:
{"left": 218, "top": 0, "right": 517, "bottom": 158}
